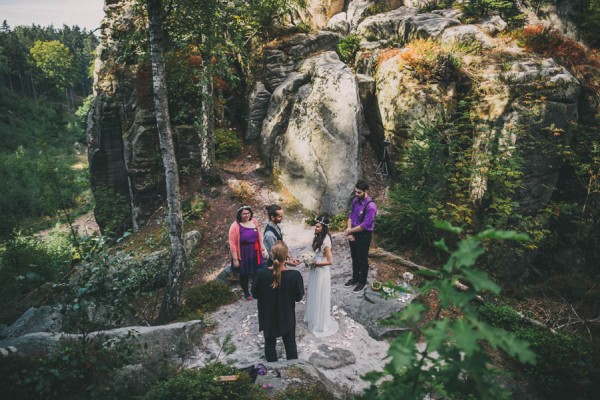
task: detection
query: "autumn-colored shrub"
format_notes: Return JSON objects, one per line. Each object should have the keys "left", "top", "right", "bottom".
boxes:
{"left": 516, "top": 25, "right": 600, "bottom": 95}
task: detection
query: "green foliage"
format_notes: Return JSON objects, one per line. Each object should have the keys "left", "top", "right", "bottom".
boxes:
{"left": 181, "top": 280, "right": 237, "bottom": 319}
{"left": 329, "top": 213, "right": 348, "bottom": 232}
{"left": 183, "top": 193, "right": 209, "bottom": 220}
{"left": 0, "top": 232, "right": 72, "bottom": 319}
{"left": 0, "top": 24, "right": 97, "bottom": 100}
{"left": 0, "top": 84, "right": 83, "bottom": 152}
{"left": 215, "top": 128, "right": 243, "bottom": 160}
{"left": 461, "top": 0, "right": 526, "bottom": 28}
{"left": 61, "top": 246, "right": 167, "bottom": 330}
{"left": 0, "top": 147, "right": 89, "bottom": 240}
{"left": 573, "top": 0, "right": 600, "bottom": 47}
{"left": 361, "top": 225, "right": 534, "bottom": 400}
{"left": 30, "top": 40, "right": 77, "bottom": 90}
{"left": 378, "top": 121, "right": 449, "bottom": 249}
{"left": 337, "top": 34, "right": 361, "bottom": 65}
{"left": 479, "top": 302, "right": 599, "bottom": 399}
{"left": 2, "top": 332, "right": 139, "bottom": 400}
{"left": 143, "top": 361, "right": 267, "bottom": 400}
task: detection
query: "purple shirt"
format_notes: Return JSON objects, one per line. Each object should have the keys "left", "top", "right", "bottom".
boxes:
{"left": 349, "top": 195, "right": 376, "bottom": 231}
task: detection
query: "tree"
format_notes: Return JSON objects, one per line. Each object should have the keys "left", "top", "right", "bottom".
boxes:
{"left": 146, "top": 0, "right": 187, "bottom": 323}
{"left": 29, "top": 39, "right": 76, "bottom": 91}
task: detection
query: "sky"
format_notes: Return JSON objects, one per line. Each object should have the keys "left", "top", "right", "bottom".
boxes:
{"left": 0, "top": 0, "right": 105, "bottom": 31}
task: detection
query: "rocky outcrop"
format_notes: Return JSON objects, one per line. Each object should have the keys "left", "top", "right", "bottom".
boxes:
{"left": 246, "top": 31, "right": 341, "bottom": 142}
{"left": 297, "top": 0, "right": 346, "bottom": 30}
{"left": 0, "top": 320, "right": 205, "bottom": 363}
{"left": 261, "top": 52, "right": 364, "bottom": 214}
{"left": 374, "top": 51, "right": 458, "bottom": 147}
{"left": 89, "top": 0, "right": 201, "bottom": 236}
{"left": 469, "top": 58, "right": 580, "bottom": 211}
{"left": 355, "top": 7, "right": 461, "bottom": 43}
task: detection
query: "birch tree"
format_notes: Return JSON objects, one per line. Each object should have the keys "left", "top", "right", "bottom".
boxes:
{"left": 146, "top": 0, "right": 187, "bottom": 323}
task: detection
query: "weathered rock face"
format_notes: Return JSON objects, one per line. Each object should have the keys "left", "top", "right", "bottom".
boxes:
{"left": 355, "top": 7, "right": 460, "bottom": 43}
{"left": 297, "top": 0, "right": 346, "bottom": 30}
{"left": 374, "top": 52, "right": 457, "bottom": 147}
{"left": 469, "top": 58, "right": 580, "bottom": 212}
{"left": 261, "top": 52, "right": 364, "bottom": 214}
{"left": 246, "top": 31, "right": 341, "bottom": 142}
{"left": 89, "top": 0, "right": 200, "bottom": 236}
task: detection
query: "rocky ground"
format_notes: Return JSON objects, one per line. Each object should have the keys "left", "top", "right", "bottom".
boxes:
{"left": 185, "top": 146, "right": 416, "bottom": 395}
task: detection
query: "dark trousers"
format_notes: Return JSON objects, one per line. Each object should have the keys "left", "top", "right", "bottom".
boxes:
{"left": 264, "top": 327, "right": 298, "bottom": 362}
{"left": 349, "top": 231, "right": 372, "bottom": 284}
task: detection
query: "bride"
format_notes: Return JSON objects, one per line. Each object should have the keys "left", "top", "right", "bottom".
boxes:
{"left": 304, "top": 215, "right": 339, "bottom": 337}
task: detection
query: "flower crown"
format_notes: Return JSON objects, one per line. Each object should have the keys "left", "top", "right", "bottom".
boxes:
{"left": 314, "top": 217, "right": 329, "bottom": 226}
{"left": 238, "top": 205, "right": 252, "bottom": 212}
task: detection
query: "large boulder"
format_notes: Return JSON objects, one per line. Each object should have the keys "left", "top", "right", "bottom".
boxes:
{"left": 0, "top": 320, "right": 206, "bottom": 363}
{"left": 1, "top": 306, "right": 62, "bottom": 339}
{"left": 355, "top": 7, "right": 460, "bottom": 43}
{"left": 354, "top": 7, "right": 418, "bottom": 41}
{"left": 261, "top": 52, "right": 364, "bottom": 214}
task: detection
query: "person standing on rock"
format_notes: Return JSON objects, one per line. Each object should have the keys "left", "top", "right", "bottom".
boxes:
{"left": 229, "top": 205, "right": 268, "bottom": 300}
{"left": 304, "top": 215, "right": 339, "bottom": 337}
{"left": 263, "top": 204, "right": 284, "bottom": 267}
{"left": 263, "top": 204, "right": 302, "bottom": 268}
{"left": 252, "top": 240, "right": 305, "bottom": 362}
{"left": 344, "top": 180, "right": 377, "bottom": 293}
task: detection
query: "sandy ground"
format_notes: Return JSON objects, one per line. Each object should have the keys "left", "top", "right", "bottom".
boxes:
{"left": 187, "top": 211, "right": 390, "bottom": 394}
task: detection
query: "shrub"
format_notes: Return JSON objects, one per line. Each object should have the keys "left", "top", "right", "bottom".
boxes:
{"left": 182, "top": 280, "right": 237, "bottom": 318}
{"left": 4, "top": 333, "right": 139, "bottom": 400}
{"left": 478, "top": 302, "right": 598, "bottom": 399}
{"left": 143, "top": 362, "right": 267, "bottom": 400}
{"left": 461, "top": 0, "right": 526, "bottom": 28}
{"left": 377, "top": 121, "right": 449, "bottom": 249}
{"left": 215, "top": 128, "right": 243, "bottom": 160}
{"left": 0, "top": 233, "right": 72, "bottom": 318}
{"left": 361, "top": 224, "right": 535, "bottom": 399}
{"left": 337, "top": 34, "right": 361, "bottom": 65}
{"left": 515, "top": 25, "right": 600, "bottom": 95}
{"left": 183, "top": 193, "right": 209, "bottom": 220}
{"left": 0, "top": 147, "right": 88, "bottom": 240}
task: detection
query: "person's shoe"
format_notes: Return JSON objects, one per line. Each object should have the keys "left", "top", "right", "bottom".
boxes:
{"left": 245, "top": 294, "right": 254, "bottom": 301}
{"left": 345, "top": 279, "right": 357, "bottom": 287}
{"left": 352, "top": 283, "right": 366, "bottom": 293}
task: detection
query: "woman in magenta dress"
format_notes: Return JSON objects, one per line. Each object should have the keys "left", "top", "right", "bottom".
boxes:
{"left": 228, "top": 205, "right": 268, "bottom": 300}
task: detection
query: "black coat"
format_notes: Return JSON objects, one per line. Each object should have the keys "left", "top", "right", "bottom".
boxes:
{"left": 251, "top": 268, "right": 304, "bottom": 337}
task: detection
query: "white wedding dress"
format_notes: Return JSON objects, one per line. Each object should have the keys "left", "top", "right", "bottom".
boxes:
{"left": 304, "top": 236, "right": 339, "bottom": 337}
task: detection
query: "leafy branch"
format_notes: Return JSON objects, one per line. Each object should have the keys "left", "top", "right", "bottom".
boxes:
{"left": 362, "top": 221, "right": 535, "bottom": 400}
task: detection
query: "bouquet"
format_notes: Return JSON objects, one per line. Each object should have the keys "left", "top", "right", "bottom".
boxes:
{"left": 300, "top": 252, "right": 316, "bottom": 268}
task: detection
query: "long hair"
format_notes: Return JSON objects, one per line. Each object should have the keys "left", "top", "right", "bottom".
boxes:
{"left": 236, "top": 205, "right": 253, "bottom": 222}
{"left": 271, "top": 240, "right": 288, "bottom": 289}
{"left": 312, "top": 215, "right": 331, "bottom": 252}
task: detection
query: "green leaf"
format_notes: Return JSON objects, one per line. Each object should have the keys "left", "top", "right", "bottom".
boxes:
{"left": 451, "top": 237, "right": 484, "bottom": 268}
{"left": 460, "top": 268, "right": 501, "bottom": 293}
{"left": 434, "top": 220, "right": 463, "bottom": 234}
{"left": 388, "top": 333, "right": 417, "bottom": 373}
{"left": 434, "top": 238, "right": 450, "bottom": 252}
{"left": 476, "top": 229, "right": 530, "bottom": 241}
{"left": 451, "top": 318, "right": 479, "bottom": 357}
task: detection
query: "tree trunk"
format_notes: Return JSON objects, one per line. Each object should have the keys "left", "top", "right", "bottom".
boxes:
{"left": 198, "top": 65, "right": 222, "bottom": 183}
{"left": 147, "top": 0, "right": 187, "bottom": 324}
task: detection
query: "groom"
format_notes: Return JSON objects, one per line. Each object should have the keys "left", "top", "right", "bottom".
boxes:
{"left": 344, "top": 180, "right": 377, "bottom": 293}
